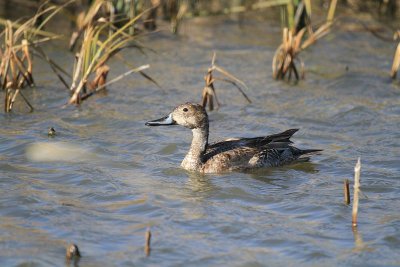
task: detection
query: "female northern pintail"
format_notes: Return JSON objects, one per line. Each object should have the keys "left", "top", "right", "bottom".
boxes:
{"left": 146, "top": 103, "right": 321, "bottom": 174}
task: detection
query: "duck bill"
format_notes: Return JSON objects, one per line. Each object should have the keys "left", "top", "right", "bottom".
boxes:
{"left": 145, "top": 113, "right": 176, "bottom": 126}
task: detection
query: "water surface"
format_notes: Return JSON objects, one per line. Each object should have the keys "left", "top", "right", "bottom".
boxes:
{"left": 0, "top": 13, "right": 399, "bottom": 267}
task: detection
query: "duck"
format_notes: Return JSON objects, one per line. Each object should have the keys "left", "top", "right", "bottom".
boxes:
{"left": 145, "top": 103, "right": 321, "bottom": 174}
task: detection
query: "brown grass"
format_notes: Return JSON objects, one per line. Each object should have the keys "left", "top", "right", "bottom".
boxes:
{"left": 69, "top": 0, "right": 115, "bottom": 51}
{"left": 272, "top": 0, "right": 337, "bottom": 81}
{"left": 0, "top": 1, "right": 67, "bottom": 112}
{"left": 68, "top": 10, "right": 154, "bottom": 105}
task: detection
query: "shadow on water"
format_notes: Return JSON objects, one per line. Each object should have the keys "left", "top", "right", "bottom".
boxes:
{"left": 247, "top": 162, "right": 321, "bottom": 182}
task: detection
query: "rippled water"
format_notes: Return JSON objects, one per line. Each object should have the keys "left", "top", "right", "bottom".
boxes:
{"left": 1, "top": 13, "right": 400, "bottom": 267}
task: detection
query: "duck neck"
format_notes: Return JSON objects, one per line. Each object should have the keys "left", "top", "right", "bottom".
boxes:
{"left": 181, "top": 124, "right": 209, "bottom": 171}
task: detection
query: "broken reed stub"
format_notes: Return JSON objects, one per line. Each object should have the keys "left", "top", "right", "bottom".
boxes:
{"left": 344, "top": 179, "right": 350, "bottom": 205}
{"left": 145, "top": 228, "right": 151, "bottom": 256}
{"left": 352, "top": 158, "right": 361, "bottom": 227}
{"left": 48, "top": 127, "right": 56, "bottom": 137}
{"left": 66, "top": 243, "right": 81, "bottom": 260}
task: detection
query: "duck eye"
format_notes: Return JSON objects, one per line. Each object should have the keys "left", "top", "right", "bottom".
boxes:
{"left": 183, "top": 108, "right": 188, "bottom": 112}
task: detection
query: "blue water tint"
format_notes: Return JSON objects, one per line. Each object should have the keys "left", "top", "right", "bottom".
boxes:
{"left": 0, "top": 12, "right": 400, "bottom": 267}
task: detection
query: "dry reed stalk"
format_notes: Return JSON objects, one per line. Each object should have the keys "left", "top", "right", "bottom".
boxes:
{"left": 172, "top": 2, "right": 188, "bottom": 34}
{"left": 32, "top": 46, "right": 71, "bottom": 90}
{"left": 272, "top": 21, "right": 334, "bottom": 81}
{"left": 88, "top": 64, "right": 110, "bottom": 91}
{"left": 129, "top": 0, "right": 138, "bottom": 34}
{"left": 352, "top": 157, "right": 361, "bottom": 228}
{"left": 391, "top": 32, "right": 400, "bottom": 79}
{"left": 68, "top": 11, "right": 152, "bottom": 105}
{"left": 48, "top": 127, "right": 56, "bottom": 137}
{"left": 251, "top": 0, "right": 292, "bottom": 10}
{"left": 344, "top": 178, "right": 350, "bottom": 205}
{"left": 66, "top": 243, "right": 81, "bottom": 259}
{"left": 272, "top": 27, "right": 305, "bottom": 81}
{"left": 0, "top": 22, "right": 35, "bottom": 112}
{"left": 66, "top": 243, "right": 81, "bottom": 264}
{"left": 22, "top": 40, "right": 34, "bottom": 86}
{"left": 144, "top": 0, "right": 160, "bottom": 31}
{"left": 202, "top": 56, "right": 219, "bottom": 111}
{"left": 272, "top": 0, "right": 336, "bottom": 81}
{"left": 113, "top": 52, "right": 161, "bottom": 89}
{"left": 81, "top": 64, "right": 150, "bottom": 101}
{"left": 69, "top": 0, "right": 115, "bottom": 51}
{"left": 145, "top": 228, "right": 151, "bottom": 256}
{"left": 0, "top": 1, "right": 70, "bottom": 112}
{"left": 153, "top": 0, "right": 188, "bottom": 33}
{"left": 201, "top": 53, "right": 251, "bottom": 111}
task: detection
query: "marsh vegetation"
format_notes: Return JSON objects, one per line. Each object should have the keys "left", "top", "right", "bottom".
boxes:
{"left": 0, "top": 0, "right": 399, "bottom": 111}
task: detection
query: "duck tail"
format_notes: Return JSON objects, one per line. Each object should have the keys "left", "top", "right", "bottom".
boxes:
{"left": 293, "top": 148, "right": 322, "bottom": 163}
{"left": 270, "top": 128, "right": 299, "bottom": 143}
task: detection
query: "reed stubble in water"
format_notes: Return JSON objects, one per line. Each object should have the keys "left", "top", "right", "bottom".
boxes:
{"left": 391, "top": 30, "right": 400, "bottom": 79}
{"left": 352, "top": 158, "right": 361, "bottom": 228}
{"left": 48, "top": 127, "right": 56, "bottom": 137}
{"left": 344, "top": 178, "right": 350, "bottom": 205}
{"left": 66, "top": 243, "right": 81, "bottom": 264}
{"left": 145, "top": 228, "right": 151, "bottom": 256}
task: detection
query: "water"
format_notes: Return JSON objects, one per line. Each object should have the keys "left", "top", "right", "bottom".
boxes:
{"left": 1, "top": 13, "right": 400, "bottom": 267}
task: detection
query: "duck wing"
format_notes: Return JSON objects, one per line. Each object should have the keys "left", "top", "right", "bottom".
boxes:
{"left": 203, "top": 128, "right": 299, "bottom": 163}
{"left": 248, "top": 146, "right": 322, "bottom": 168}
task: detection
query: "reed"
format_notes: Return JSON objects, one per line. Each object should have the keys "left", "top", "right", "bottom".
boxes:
{"left": 48, "top": 127, "right": 56, "bottom": 137}
{"left": 344, "top": 178, "right": 350, "bottom": 205}
{"left": 143, "top": 0, "right": 160, "bottom": 31}
{"left": 68, "top": 11, "right": 152, "bottom": 105}
{"left": 272, "top": 0, "right": 337, "bottom": 81}
{"left": 0, "top": 1, "right": 67, "bottom": 112}
{"left": 201, "top": 53, "right": 251, "bottom": 111}
{"left": 65, "top": 244, "right": 81, "bottom": 266}
{"left": 145, "top": 227, "right": 151, "bottom": 256}
{"left": 352, "top": 157, "right": 361, "bottom": 228}
{"left": 272, "top": 27, "right": 304, "bottom": 81}
{"left": 0, "top": 26, "right": 34, "bottom": 112}
{"left": 69, "top": 0, "right": 115, "bottom": 51}
{"left": 171, "top": 1, "right": 188, "bottom": 34}
{"left": 32, "top": 45, "right": 71, "bottom": 90}
{"left": 391, "top": 30, "right": 400, "bottom": 79}
{"left": 68, "top": 0, "right": 332, "bottom": 35}
{"left": 80, "top": 64, "right": 150, "bottom": 101}
{"left": 65, "top": 244, "right": 81, "bottom": 261}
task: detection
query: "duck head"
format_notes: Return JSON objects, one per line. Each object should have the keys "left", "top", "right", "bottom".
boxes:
{"left": 146, "top": 103, "right": 208, "bottom": 129}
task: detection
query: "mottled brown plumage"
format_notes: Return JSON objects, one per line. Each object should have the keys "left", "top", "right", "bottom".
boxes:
{"left": 146, "top": 103, "right": 321, "bottom": 173}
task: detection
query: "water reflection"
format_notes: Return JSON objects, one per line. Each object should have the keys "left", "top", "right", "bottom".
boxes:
{"left": 185, "top": 172, "right": 216, "bottom": 194}
{"left": 352, "top": 227, "right": 374, "bottom": 253}
{"left": 249, "top": 162, "right": 320, "bottom": 176}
